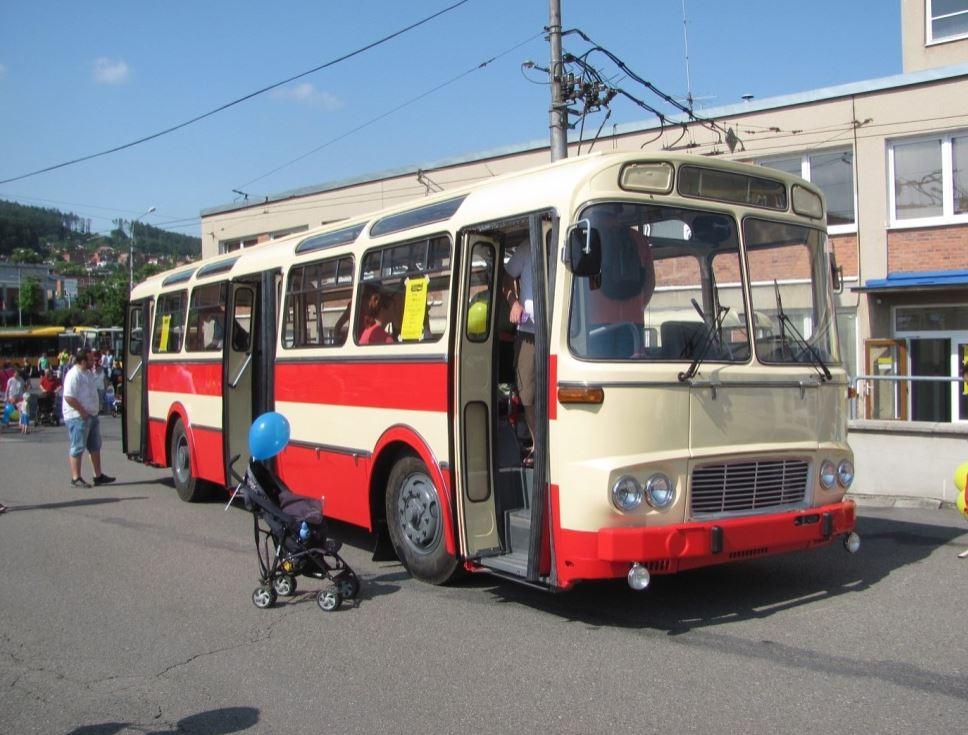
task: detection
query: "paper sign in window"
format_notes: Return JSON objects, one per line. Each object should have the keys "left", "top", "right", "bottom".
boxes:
{"left": 400, "top": 276, "right": 430, "bottom": 341}
{"left": 160, "top": 314, "right": 172, "bottom": 351}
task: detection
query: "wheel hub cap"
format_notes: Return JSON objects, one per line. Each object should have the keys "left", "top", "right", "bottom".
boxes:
{"left": 397, "top": 472, "right": 440, "bottom": 554}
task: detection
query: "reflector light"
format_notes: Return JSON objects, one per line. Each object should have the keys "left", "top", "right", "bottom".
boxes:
{"left": 558, "top": 386, "right": 605, "bottom": 404}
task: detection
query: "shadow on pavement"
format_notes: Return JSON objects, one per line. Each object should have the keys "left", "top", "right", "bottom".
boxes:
{"left": 5, "top": 497, "right": 148, "bottom": 512}
{"left": 484, "top": 513, "right": 967, "bottom": 633}
{"left": 65, "top": 705, "right": 260, "bottom": 735}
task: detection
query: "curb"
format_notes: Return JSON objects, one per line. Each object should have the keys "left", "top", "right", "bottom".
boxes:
{"left": 848, "top": 493, "right": 955, "bottom": 511}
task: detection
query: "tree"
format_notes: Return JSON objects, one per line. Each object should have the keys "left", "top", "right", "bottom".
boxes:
{"left": 10, "top": 247, "right": 42, "bottom": 264}
{"left": 18, "top": 276, "right": 43, "bottom": 325}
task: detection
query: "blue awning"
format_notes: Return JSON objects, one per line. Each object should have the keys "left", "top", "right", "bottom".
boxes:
{"left": 854, "top": 269, "right": 968, "bottom": 293}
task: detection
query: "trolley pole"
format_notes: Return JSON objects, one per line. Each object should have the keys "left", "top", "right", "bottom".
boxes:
{"left": 548, "top": 0, "right": 567, "bottom": 162}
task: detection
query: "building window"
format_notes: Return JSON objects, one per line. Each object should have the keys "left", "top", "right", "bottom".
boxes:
{"left": 758, "top": 148, "right": 855, "bottom": 231}
{"left": 888, "top": 131, "right": 968, "bottom": 226}
{"left": 928, "top": 0, "right": 968, "bottom": 44}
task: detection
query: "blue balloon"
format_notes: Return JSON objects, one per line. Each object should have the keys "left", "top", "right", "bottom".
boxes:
{"left": 248, "top": 412, "right": 291, "bottom": 460}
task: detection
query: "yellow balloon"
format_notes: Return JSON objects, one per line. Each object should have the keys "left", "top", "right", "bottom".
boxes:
{"left": 467, "top": 299, "right": 489, "bottom": 335}
{"left": 956, "top": 462, "right": 968, "bottom": 493}
{"left": 955, "top": 462, "right": 968, "bottom": 520}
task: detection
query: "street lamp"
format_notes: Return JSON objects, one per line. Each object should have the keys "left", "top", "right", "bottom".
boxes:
{"left": 129, "top": 206, "right": 156, "bottom": 291}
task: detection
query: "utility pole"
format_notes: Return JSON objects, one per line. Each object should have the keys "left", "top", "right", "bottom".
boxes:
{"left": 548, "top": 0, "right": 567, "bottom": 162}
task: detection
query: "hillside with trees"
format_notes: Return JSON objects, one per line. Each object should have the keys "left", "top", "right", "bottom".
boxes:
{"left": 0, "top": 198, "right": 201, "bottom": 327}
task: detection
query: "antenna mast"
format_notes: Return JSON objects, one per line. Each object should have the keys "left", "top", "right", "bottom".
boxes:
{"left": 681, "top": 0, "right": 694, "bottom": 110}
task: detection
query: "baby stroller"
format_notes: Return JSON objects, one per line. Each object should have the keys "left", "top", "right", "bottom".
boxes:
{"left": 36, "top": 392, "right": 60, "bottom": 426}
{"left": 228, "top": 412, "right": 360, "bottom": 612}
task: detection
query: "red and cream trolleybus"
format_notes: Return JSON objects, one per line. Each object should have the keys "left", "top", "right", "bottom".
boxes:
{"left": 124, "top": 152, "right": 860, "bottom": 591}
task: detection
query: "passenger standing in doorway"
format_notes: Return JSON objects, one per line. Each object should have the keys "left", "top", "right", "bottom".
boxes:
{"left": 62, "top": 349, "right": 115, "bottom": 488}
{"left": 503, "top": 240, "right": 536, "bottom": 467}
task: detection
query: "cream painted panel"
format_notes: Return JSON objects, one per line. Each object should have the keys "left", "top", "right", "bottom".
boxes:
{"left": 148, "top": 391, "right": 222, "bottom": 427}
{"left": 551, "top": 385, "right": 691, "bottom": 532}
{"left": 276, "top": 401, "right": 449, "bottom": 461}
{"left": 690, "top": 384, "right": 820, "bottom": 450}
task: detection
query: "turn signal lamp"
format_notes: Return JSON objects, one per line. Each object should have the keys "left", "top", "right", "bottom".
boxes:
{"left": 558, "top": 386, "right": 604, "bottom": 405}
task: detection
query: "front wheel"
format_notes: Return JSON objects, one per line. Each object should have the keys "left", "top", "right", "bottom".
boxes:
{"left": 385, "top": 455, "right": 460, "bottom": 585}
{"left": 170, "top": 418, "right": 209, "bottom": 502}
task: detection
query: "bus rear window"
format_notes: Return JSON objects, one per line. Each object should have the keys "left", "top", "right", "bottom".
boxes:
{"left": 678, "top": 165, "right": 787, "bottom": 211}
{"left": 152, "top": 291, "right": 187, "bottom": 354}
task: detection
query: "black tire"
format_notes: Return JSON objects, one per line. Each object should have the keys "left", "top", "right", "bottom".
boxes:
{"left": 252, "top": 586, "right": 276, "bottom": 609}
{"left": 385, "top": 455, "right": 461, "bottom": 585}
{"left": 272, "top": 574, "right": 298, "bottom": 597}
{"left": 336, "top": 571, "right": 360, "bottom": 600}
{"left": 170, "top": 418, "right": 208, "bottom": 502}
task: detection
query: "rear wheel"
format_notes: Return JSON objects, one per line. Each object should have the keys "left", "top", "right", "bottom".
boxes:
{"left": 385, "top": 455, "right": 460, "bottom": 585}
{"left": 170, "top": 418, "right": 209, "bottom": 502}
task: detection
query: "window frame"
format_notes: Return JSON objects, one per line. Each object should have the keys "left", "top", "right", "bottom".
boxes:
{"left": 757, "top": 147, "right": 857, "bottom": 235}
{"left": 150, "top": 290, "right": 188, "bottom": 355}
{"left": 887, "top": 130, "right": 968, "bottom": 229}
{"left": 184, "top": 281, "right": 228, "bottom": 354}
{"left": 926, "top": 0, "right": 968, "bottom": 45}
{"left": 354, "top": 233, "right": 453, "bottom": 347}
{"left": 281, "top": 254, "right": 356, "bottom": 350}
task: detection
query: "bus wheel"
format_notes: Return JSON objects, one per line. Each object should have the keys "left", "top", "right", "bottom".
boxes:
{"left": 170, "top": 419, "right": 207, "bottom": 502}
{"left": 386, "top": 455, "right": 460, "bottom": 585}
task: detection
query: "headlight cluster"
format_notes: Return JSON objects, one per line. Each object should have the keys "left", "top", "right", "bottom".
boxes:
{"left": 610, "top": 473, "right": 676, "bottom": 512}
{"left": 819, "top": 459, "right": 854, "bottom": 489}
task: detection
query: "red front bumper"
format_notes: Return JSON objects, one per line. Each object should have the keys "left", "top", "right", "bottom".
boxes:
{"left": 553, "top": 500, "right": 856, "bottom": 589}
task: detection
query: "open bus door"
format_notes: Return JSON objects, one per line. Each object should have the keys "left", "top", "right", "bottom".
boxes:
{"left": 454, "top": 233, "right": 503, "bottom": 558}
{"left": 122, "top": 300, "right": 150, "bottom": 459}
{"left": 455, "top": 213, "right": 555, "bottom": 584}
{"left": 222, "top": 272, "right": 277, "bottom": 483}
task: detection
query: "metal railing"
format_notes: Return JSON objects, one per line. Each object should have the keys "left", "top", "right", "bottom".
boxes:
{"left": 848, "top": 373, "right": 966, "bottom": 421}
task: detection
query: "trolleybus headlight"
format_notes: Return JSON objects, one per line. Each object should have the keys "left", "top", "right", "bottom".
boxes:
{"left": 610, "top": 475, "right": 644, "bottom": 512}
{"left": 644, "top": 473, "right": 675, "bottom": 509}
{"left": 819, "top": 460, "right": 837, "bottom": 489}
{"left": 837, "top": 460, "right": 854, "bottom": 488}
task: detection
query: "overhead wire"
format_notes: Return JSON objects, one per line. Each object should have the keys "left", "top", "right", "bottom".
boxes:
{"left": 235, "top": 30, "right": 544, "bottom": 190}
{"left": 0, "top": 0, "right": 472, "bottom": 186}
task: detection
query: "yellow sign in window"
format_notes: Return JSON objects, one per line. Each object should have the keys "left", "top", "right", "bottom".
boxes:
{"left": 400, "top": 276, "right": 430, "bottom": 341}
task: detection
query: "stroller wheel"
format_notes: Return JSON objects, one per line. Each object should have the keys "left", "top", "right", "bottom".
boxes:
{"left": 252, "top": 586, "right": 277, "bottom": 609}
{"left": 272, "top": 574, "right": 298, "bottom": 597}
{"left": 336, "top": 571, "right": 360, "bottom": 600}
{"left": 316, "top": 586, "right": 342, "bottom": 612}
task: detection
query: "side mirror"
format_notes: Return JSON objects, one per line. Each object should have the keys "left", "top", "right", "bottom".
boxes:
{"left": 567, "top": 220, "right": 602, "bottom": 277}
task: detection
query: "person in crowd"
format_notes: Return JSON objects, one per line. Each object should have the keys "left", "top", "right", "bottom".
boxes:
{"left": 62, "top": 348, "right": 115, "bottom": 488}
{"left": 101, "top": 348, "right": 114, "bottom": 379}
{"left": 18, "top": 395, "right": 30, "bottom": 435}
{"left": 2, "top": 365, "right": 26, "bottom": 432}
{"left": 38, "top": 352, "right": 49, "bottom": 373}
{"left": 58, "top": 348, "right": 70, "bottom": 376}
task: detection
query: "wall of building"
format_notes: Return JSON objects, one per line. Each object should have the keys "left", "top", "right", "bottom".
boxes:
{"left": 902, "top": 0, "right": 968, "bottom": 72}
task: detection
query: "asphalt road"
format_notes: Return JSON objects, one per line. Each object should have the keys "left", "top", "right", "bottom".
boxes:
{"left": 1, "top": 418, "right": 967, "bottom": 735}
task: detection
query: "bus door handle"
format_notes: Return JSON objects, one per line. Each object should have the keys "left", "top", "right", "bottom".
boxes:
{"left": 230, "top": 354, "right": 252, "bottom": 388}
{"left": 127, "top": 360, "right": 143, "bottom": 382}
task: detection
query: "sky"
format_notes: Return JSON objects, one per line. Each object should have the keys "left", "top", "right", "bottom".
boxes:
{"left": 0, "top": 1, "right": 901, "bottom": 238}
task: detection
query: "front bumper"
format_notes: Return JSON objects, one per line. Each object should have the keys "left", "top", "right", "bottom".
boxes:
{"left": 554, "top": 500, "right": 856, "bottom": 588}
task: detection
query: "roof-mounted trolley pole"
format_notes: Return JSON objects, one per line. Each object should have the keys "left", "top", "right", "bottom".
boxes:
{"left": 548, "top": 0, "right": 567, "bottom": 162}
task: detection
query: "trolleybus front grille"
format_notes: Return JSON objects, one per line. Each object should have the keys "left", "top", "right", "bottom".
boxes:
{"left": 690, "top": 459, "right": 809, "bottom": 516}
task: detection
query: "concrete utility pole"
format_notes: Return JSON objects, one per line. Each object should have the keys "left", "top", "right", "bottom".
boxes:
{"left": 548, "top": 0, "right": 567, "bottom": 162}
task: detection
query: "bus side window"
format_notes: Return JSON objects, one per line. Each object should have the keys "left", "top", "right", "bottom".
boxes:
{"left": 283, "top": 255, "right": 354, "bottom": 349}
{"left": 151, "top": 291, "right": 187, "bottom": 354}
{"left": 355, "top": 236, "right": 452, "bottom": 345}
{"left": 185, "top": 282, "right": 228, "bottom": 352}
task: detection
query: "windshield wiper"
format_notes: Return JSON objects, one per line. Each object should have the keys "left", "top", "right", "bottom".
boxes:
{"left": 772, "top": 280, "right": 831, "bottom": 382}
{"left": 678, "top": 299, "right": 730, "bottom": 382}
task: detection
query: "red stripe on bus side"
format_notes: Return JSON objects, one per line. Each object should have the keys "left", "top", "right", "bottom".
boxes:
{"left": 275, "top": 361, "right": 449, "bottom": 412}
{"left": 147, "top": 362, "right": 223, "bottom": 396}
